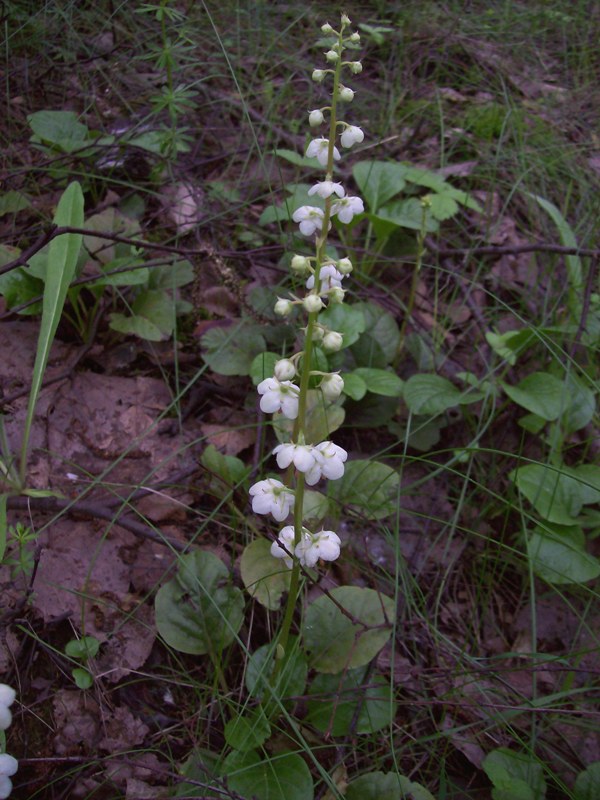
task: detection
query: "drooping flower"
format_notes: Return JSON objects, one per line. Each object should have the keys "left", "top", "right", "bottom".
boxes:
{"left": 274, "top": 297, "right": 293, "bottom": 316}
{"left": 339, "top": 86, "right": 354, "bottom": 102}
{"left": 295, "top": 529, "right": 341, "bottom": 568}
{"left": 322, "top": 330, "right": 344, "bottom": 351}
{"left": 314, "top": 441, "right": 348, "bottom": 480}
{"left": 332, "top": 195, "right": 364, "bottom": 224}
{"left": 274, "top": 358, "right": 296, "bottom": 381}
{"left": 292, "top": 205, "right": 326, "bottom": 236}
{"left": 308, "top": 180, "right": 345, "bottom": 199}
{"left": 348, "top": 60, "right": 363, "bottom": 74}
{"left": 320, "top": 373, "right": 345, "bottom": 401}
{"left": 249, "top": 478, "right": 294, "bottom": 521}
{"left": 257, "top": 377, "right": 300, "bottom": 419}
{"left": 305, "top": 138, "right": 341, "bottom": 167}
{"left": 0, "top": 754, "right": 18, "bottom": 800}
{"left": 270, "top": 525, "right": 304, "bottom": 569}
{"left": 273, "top": 443, "right": 320, "bottom": 478}
{"left": 0, "top": 685, "right": 15, "bottom": 731}
{"left": 308, "top": 109, "right": 324, "bottom": 127}
{"left": 340, "top": 124, "right": 364, "bottom": 148}
{"left": 306, "top": 264, "right": 344, "bottom": 292}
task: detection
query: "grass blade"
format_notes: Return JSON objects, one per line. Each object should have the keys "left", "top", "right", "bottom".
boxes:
{"left": 19, "top": 181, "right": 84, "bottom": 485}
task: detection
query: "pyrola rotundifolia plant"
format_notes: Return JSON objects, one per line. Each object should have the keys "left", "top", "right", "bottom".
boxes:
{"left": 249, "top": 13, "right": 364, "bottom": 655}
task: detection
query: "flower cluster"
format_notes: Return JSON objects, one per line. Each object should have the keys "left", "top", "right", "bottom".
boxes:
{"left": 0, "top": 685, "right": 17, "bottom": 800}
{"left": 249, "top": 14, "right": 363, "bottom": 572}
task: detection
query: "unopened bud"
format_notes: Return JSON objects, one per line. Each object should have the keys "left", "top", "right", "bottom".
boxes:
{"left": 341, "top": 13, "right": 351, "bottom": 26}
{"left": 274, "top": 359, "right": 296, "bottom": 381}
{"left": 308, "top": 109, "right": 324, "bottom": 127}
{"left": 325, "top": 49, "right": 339, "bottom": 62}
{"left": 349, "top": 61, "right": 363, "bottom": 74}
{"left": 274, "top": 298, "right": 293, "bottom": 316}
{"left": 337, "top": 257, "right": 353, "bottom": 274}
{"left": 322, "top": 330, "right": 344, "bottom": 351}
{"left": 350, "top": 31, "right": 360, "bottom": 42}
{"left": 311, "top": 324, "right": 325, "bottom": 342}
{"left": 303, "top": 294, "right": 324, "bottom": 313}
{"left": 321, "top": 22, "right": 334, "bottom": 34}
{"left": 312, "top": 69, "right": 326, "bottom": 83}
{"left": 339, "top": 86, "right": 354, "bottom": 102}
{"left": 290, "top": 254, "right": 311, "bottom": 274}
{"left": 321, "top": 373, "right": 344, "bottom": 401}
{"left": 328, "top": 286, "right": 345, "bottom": 304}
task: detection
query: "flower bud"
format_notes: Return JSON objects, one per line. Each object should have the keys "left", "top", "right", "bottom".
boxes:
{"left": 349, "top": 60, "right": 363, "bottom": 74}
{"left": 341, "top": 13, "right": 351, "bottom": 26}
{"left": 322, "top": 330, "right": 344, "bottom": 351}
{"left": 311, "top": 324, "right": 325, "bottom": 342}
{"left": 274, "top": 358, "right": 296, "bottom": 381}
{"left": 337, "top": 257, "right": 353, "bottom": 274}
{"left": 303, "top": 294, "right": 324, "bottom": 313}
{"left": 350, "top": 32, "right": 360, "bottom": 42}
{"left": 312, "top": 69, "right": 326, "bottom": 82}
{"left": 321, "top": 373, "right": 344, "bottom": 401}
{"left": 328, "top": 286, "right": 345, "bottom": 304}
{"left": 274, "top": 298, "right": 293, "bottom": 316}
{"left": 308, "top": 108, "right": 324, "bottom": 127}
{"left": 325, "top": 49, "right": 339, "bottom": 62}
{"left": 321, "top": 22, "right": 334, "bottom": 34}
{"left": 339, "top": 86, "right": 354, "bottom": 102}
{"left": 290, "top": 254, "right": 311, "bottom": 275}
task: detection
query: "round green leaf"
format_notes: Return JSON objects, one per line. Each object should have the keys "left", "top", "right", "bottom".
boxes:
{"left": 240, "top": 538, "right": 291, "bottom": 610}
{"left": 353, "top": 368, "right": 404, "bottom": 397}
{"left": 155, "top": 550, "right": 244, "bottom": 655}
{"left": 346, "top": 771, "right": 435, "bottom": 800}
{"left": 328, "top": 459, "right": 400, "bottom": 520}
{"left": 274, "top": 390, "right": 345, "bottom": 445}
{"left": 201, "top": 324, "right": 267, "bottom": 376}
{"left": 528, "top": 524, "right": 600, "bottom": 585}
{"left": 250, "top": 352, "right": 279, "bottom": 386}
{"left": 72, "top": 668, "right": 93, "bottom": 690}
{"left": 510, "top": 464, "right": 583, "bottom": 524}
{"left": 502, "top": 372, "right": 567, "bottom": 421}
{"left": 303, "top": 586, "right": 395, "bottom": 673}
{"left": 353, "top": 160, "right": 408, "bottom": 212}
{"left": 224, "top": 708, "right": 271, "bottom": 752}
{"left": 65, "top": 636, "right": 100, "bottom": 660}
{"left": 562, "top": 376, "right": 596, "bottom": 433}
{"left": 483, "top": 748, "right": 546, "bottom": 800}
{"left": 575, "top": 762, "right": 600, "bottom": 800}
{"left": 245, "top": 638, "right": 307, "bottom": 704}
{"left": 222, "top": 749, "right": 313, "bottom": 800}
{"left": 306, "top": 669, "right": 395, "bottom": 735}
{"left": 342, "top": 372, "right": 368, "bottom": 401}
{"left": 404, "top": 373, "right": 482, "bottom": 415}
{"left": 318, "top": 303, "right": 366, "bottom": 349}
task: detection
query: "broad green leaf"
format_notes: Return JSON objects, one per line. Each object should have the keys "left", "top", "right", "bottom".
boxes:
{"left": 83, "top": 208, "right": 140, "bottom": 264}
{"left": 274, "top": 390, "right": 345, "bottom": 444}
{"left": 329, "top": 459, "right": 400, "bottom": 520}
{"left": 65, "top": 636, "right": 100, "bottom": 659}
{"left": 346, "top": 771, "right": 435, "bottom": 800}
{"left": 483, "top": 748, "right": 546, "bottom": 800}
{"left": 201, "top": 324, "right": 267, "bottom": 376}
{"left": 250, "top": 352, "right": 279, "bottom": 385}
{"left": 155, "top": 550, "right": 244, "bottom": 655}
{"left": 575, "top": 762, "right": 600, "bottom": 800}
{"left": 562, "top": 375, "right": 596, "bottom": 433}
{"left": 353, "top": 368, "right": 404, "bottom": 397}
{"left": 502, "top": 372, "right": 567, "bottom": 421}
{"left": 245, "top": 638, "right": 307, "bottom": 703}
{"left": 306, "top": 669, "right": 395, "bottom": 735}
{"left": 319, "top": 303, "right": 366, "bottom": 349}
{"left": 275, "top": 147, "right": 321, "bottom": 168}
{"left": 201, "top": 444, "right": 249, "bottom": 490}
{"left": 109, "top": 311, "right": 165, "bottom": 341}
{"left": 175, "top": 749, "right": 220, "bottom": 798}
{"left": 302, "top": 490, "right": 329, "bottom": 524}
{"left": 109, "top": 289, "right": 175, "bottom": 341}
{"left": 240, "top": 538, "right": 291, "bottom": 611}
{"left": 149, "top": 259, "right": 195, "bottom": 290}
{"left": 72, "top": 668, "right": 94, "bottom": 690}
{"left": 352, "top": 161, "right": 407, "bottom": 212}
{"left": 28, "top": 110, "right": 89, "bottom": 152}
{"left": 373, "top": 198, "right": 439, "bottom": 232}
{"left": 485, "top": 328, "right": 537, "bottom": 365}
{"left": 427, "top": 191, "right": 459, "bottom": 221}
{"left": 342, "top": 372, "right": 367, "bottom": 401}
{"left": 89, "top": 257, "right": 149, "bottom": 287}
{"left": 528, "top": 524, "right": 600, "bottom": 585}
{"left": 224, "top": 709, "right": 271, "bottom": 752}
{"left": 510, "top": 464, "right": 586, "bottom": 524}
{"left": 21, "top": 182, "right": 84, "bottom": 481}
{"left": 354, "top": 301, "right": 401, "bottom": 364}
{"left": 403, "top": 373, "right": 483, "bottom": 416}
{"left": 222, "top": 749, "right": 313, "bottom": 800}
{"left": 303, "top": 586, "right": 395, "bottom": 673}
{"left": 0, "top": 191, "right": 30, "bottom": 217}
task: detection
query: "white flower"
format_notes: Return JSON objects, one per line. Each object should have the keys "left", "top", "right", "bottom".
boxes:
{"left": 309, "top": 109, "right": 324, "bottom": 127}
{"left": 295, "top": 529, "right": 341, "bottom": 568}
{"left": 320, "top": 373, "right": 344, "bottom": 401}
{"left": 249, "top": 478, "right": 294, "bottom": 521}
{"left": 0, "top": 685, "right": 15, "bottom": 731}
{"left": 0, "top": 754, "right": 18, "bottom": 800}
{"left": 274, "top": 298, "right": 293, "bottom": 316}
{"left": 292, "top": 205, "right": 325, "bottom": 236}
{"left": 270, "top": 525, "right": 301, "bottom": 569}
{"left": 273, "top": 443, "right": 320, "bottom": 478}
{"left": 257, "top": 377, "right": 299, "bottom": 419}
{"left": 340, "top": 124, "right": 364, "bottom": 148}
{"left": 315, "top": 441, "right": 348, "bottom": 480}
{"left": 274, "top": 358, "right": 296, "bottom": 381}
{"left": 305, "top": 138, "right": 341, "bottom": 167}
{"left": 332, "top": 195, "right": 364, "bottom": 224}
{"left": 322, "top": 330, "right": 344, "bottom": 351}
{"left": 306, "top": 265, "right": 344, "bottom": 292}
{"left": 339, "top": 86, "right": 354, "bottom": 102}
{"left": 308, "top": 180, "right": 345, "bottom": 200}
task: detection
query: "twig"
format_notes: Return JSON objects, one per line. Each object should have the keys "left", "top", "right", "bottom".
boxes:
{"left": 425, "top": 238, "right": 600, "bottom": 258}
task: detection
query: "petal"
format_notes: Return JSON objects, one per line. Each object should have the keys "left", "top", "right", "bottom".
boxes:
{"left": 274, "top": 445, "right": 294, "bottom": 469}
{"left": 260, "top": 393, "right": 281, "bottom": 414}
